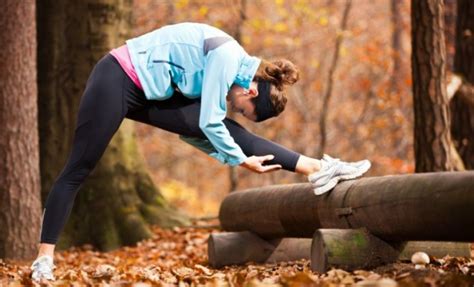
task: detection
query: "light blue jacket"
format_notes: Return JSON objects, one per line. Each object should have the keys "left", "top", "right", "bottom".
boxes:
{"left": 126, "top": 22, "right": 261, "bottom": 166}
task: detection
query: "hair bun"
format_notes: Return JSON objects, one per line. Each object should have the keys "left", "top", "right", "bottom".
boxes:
{"left": 272, "top": 59, "right": 299, "bottom": 87}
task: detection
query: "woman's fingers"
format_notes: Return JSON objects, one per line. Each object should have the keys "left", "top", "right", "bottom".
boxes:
{"left": 259, "top": 164, "right": 282, "bottom": 173}
{"left": 240, "top": 155, "right": 281, "bottom": 173}
{"left": 259, "top": 154, "right": 275, "bottom": 163}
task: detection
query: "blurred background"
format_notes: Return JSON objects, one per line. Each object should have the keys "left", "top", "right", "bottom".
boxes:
{"left": 3, "top": 0, "right": 466, "bottom": 257}
{"left": 131, "top": 0, "right": 416, "bottom": 217}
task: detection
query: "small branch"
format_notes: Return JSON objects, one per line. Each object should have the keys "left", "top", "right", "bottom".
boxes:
{"left": 447, "top": 73, "right": 463, "bottom": 100}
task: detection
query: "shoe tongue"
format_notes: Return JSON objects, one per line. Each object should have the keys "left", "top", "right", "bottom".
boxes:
{"left": 322, "top": 154, "right": 338, "bottom": 164}
{"left": 320, "top": 159, "right": 330, "bottom": 170}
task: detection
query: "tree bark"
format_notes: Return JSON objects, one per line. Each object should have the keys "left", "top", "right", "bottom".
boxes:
{"left": 451, "top": 0, "right": 474, "bottom": 169}
{"left": 37, "top": 0, "right": 188, "bottom": 251}
{"left": 0, "top": 0, "right": 42, "bottom": 259}
{"left": 411, "top": 0, "right": 463, "bottom": 171}
{"left": 219, "top": 172, "right": 474, "bottom": 241}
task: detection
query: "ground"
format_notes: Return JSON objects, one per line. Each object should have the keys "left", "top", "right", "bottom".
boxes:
{"left": 1, "top": 219, "right": 473, "bottom": 286}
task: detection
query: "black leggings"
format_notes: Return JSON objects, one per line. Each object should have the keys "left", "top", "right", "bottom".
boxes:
{"left": 40, "top": 53, "right": 301, "bottom": 244}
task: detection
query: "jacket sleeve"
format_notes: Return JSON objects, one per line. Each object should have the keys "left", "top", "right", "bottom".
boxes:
{"left": 199, "top": 43, "right": 248, "bottom": 166}
{"left": 178, "top": 135, "right": 226, "bottom": 162}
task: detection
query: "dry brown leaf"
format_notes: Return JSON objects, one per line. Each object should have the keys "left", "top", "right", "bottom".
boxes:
{"left": 194, "top": 264, "right": 213, "bottom": 276}
{"left": 93, "top": 264, "right": 116, "bottom": 280}
{"left": 172, "top": 266, "right": 195, "bottom": 278}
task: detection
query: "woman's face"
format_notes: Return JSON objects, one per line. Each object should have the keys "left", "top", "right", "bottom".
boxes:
{"left": 227, "top": 83, "right": 258, "bottom": 121}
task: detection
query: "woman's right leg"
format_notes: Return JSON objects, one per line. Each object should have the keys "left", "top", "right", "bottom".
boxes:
{"left": 38, "top": 54, "right": 141, "bottom": 252}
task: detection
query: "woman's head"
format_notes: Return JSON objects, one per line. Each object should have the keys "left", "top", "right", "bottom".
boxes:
{"left": 227, "top": 59, "right": 299, "bottom": 122}
{"left": 252, "top": 59, "right": 299, "bottom": 121}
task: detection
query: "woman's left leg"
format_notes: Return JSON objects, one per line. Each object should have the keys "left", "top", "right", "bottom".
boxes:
{"left": 126, "top": 93, "right": 320, "bottom": 174}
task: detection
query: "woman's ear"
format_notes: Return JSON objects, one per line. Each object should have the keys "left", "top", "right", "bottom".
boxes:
{"left": 247, "top": 87, "right": 259, "bottom": 98}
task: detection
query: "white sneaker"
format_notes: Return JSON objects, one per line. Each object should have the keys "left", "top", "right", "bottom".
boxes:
{"left": 321, "top": 154, "right": 371, "bottom": 180}
{"left": 30, "top": 255, "right": 55, "bottom": 282}
{"left": 308, "top": 154, "right": 371, "bottom": 195}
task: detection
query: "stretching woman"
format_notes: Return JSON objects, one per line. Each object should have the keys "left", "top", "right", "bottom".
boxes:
{"left": 30, "top": 22, "right": 370, "bottom": 282}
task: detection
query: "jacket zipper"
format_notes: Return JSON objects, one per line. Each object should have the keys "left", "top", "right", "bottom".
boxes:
{"left": 152, "top": 60, "right": 187, "bottom": 86}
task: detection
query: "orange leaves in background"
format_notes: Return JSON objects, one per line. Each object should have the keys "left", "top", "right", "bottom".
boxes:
{"left": 132, "top": 0, "right": 415, "bottom": 218}
{"left": 160, "top": 180, "right": 219, "bottom": 216}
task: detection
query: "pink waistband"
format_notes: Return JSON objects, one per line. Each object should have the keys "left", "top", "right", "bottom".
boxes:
{"left": 109, "top": 44, "right": 143, "bottom": 90}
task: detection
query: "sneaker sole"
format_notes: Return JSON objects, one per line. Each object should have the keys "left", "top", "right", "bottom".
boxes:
{"left": 313, "top": 176, "right": 340, "bottom": 195}
{"left": 338, "top": 160, "right": 371, "bottom": 181}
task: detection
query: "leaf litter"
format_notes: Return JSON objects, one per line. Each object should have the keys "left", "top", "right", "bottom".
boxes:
{"left": 1, "top": 224, "right": 473, "bottom": 286}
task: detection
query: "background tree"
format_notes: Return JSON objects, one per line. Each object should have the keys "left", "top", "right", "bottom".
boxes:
{"left": 0, "top": 0, "right": 42, "bottom": 259}
{"left": 451, "top": 0, "right": 474, "bottom": 169}
{"left": 411, "top": 0, "right": 463, "bottom": 172}
{"left": 390, "top": 0, "right": 403, "bottom": 94}
{"left": 37, "top": 0, "right": 187, "bottom": 251}
{"left": 228, "top": 0, "right": 247, "bottom": 192}
{"left": 317, "top": 0, "right": 352, "bottom": 157}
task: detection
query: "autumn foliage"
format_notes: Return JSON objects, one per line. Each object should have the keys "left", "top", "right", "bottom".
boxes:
{"left": 132, "top": 0, "right": 414, "bottom": 216}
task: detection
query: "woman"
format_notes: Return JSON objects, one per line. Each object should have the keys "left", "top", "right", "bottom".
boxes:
{"left": 30, "top": 22, "right": 370, "bottom": 282}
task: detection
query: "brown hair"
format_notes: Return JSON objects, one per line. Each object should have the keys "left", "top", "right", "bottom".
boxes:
{"left": 253, "top": 59, "right": 300, "bottom": 116}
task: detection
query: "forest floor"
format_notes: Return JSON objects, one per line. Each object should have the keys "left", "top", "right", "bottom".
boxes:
{"left": 1, "top": 219, "right": 474, "bottom": 286}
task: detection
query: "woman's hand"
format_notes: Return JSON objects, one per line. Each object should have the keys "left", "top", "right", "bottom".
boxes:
{"left": 239, "top": 155, "right": 282, "bottom": 173}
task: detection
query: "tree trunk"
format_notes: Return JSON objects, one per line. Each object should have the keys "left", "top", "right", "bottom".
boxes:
{"left": 451, "top": 0, "right": 474, "bottom": 169}
{"left": 0, "top": 0, "right": 42, "bottom": 260}
{"left": 411, "top": 0, "right": 463, "bottom": 172}
{"left": 37, "top": 0, "right": 188, "bottom": 251}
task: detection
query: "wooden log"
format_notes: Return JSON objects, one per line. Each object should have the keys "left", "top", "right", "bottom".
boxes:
{"left": 311, "top": 229, "right": 399, "bottom": 273}
{"left": 219, "top": 171, "right": 474, "bottom": 241}
{"left": 208, "top": 231, "right": 471, "bottom": 269}
{"left": 397, "top": 241, "right": 471, "bottom": 261}
{"left": 311, "top": 229, "right": 472, "bottom": 273}
{"left": 207, "top": 231, "right": 311, "bottom": 268}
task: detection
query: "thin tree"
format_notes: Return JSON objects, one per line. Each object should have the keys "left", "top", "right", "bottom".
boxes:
{"left": 229, "top": 0, "right": 248, "bottom": 192}
{"left": 450, "top": 0, "right": 474, "bottom": 169}
{"left": 390, "top": 0, "right": 403, "bottom": 95}
{"left": 0, "top": 0, "right": 42, "bottom": 259}
{"left": 318, "top": 0, "right": 352, "bottom": 158}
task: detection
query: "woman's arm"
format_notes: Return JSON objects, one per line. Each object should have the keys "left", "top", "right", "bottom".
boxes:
{"left": 198, "top": 43, "right": 248, "bottom": 166}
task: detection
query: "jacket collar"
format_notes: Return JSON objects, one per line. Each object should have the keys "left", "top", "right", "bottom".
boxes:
{"left": 234, "top": 54, "right": 261, "bottom": 89}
